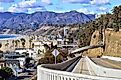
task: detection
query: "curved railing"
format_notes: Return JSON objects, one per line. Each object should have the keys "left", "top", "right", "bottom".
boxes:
{"left": 71, "top": 44, "right": 104, "bottom": 54}
{"left": 86, "top": 56, "right": 121, "bottom": 79}
{"left": 37, "top": 55, "right": 121, "bottom": 80}
{"left": 37, "top": 65, "right": 119, "bottom": 80}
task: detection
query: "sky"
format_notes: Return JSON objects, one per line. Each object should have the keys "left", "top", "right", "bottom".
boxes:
{"left": 0, "top": 0, "right": 121, "bottom": 15}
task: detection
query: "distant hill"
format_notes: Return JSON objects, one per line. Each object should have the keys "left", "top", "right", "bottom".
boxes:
{"left": 0, "top": 11, "right": 95, "bottom": 34}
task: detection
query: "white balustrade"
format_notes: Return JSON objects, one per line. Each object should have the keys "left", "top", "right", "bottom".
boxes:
{"left": 86, "top": 56, "right": 121, "bottom": 79}
{"left": 37, "top": 64, "right": 119, "bottom": 80}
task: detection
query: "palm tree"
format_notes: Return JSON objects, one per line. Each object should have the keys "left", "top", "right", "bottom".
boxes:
{"left": 29, "top": 38, "right": 33, "bottom": 48}
{"left": 20, "top": 38, "right": 26, "bottom": 48}
{"left": 0, "top": 43, "right": 2, "bottom": 48}
{"left": 12, "top": 40, "right": 15, "bottom": 49}
{"left": 32, "top": 43, "right": 34, "bottom": 48}
{"left": 15, "top": 40, "right": 20, "bottom": 48}
{"left": 5, "top": 40, "right": 9, "bottom": 49}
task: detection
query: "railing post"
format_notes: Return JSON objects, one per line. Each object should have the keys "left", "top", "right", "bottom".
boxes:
{"left": 70, "top": 77, "right": 74, "bottom": 80}
{"left": 53, "top": 73, "right": 55, "bottom": 80}
{"left": 60, "top": 75, "right": 63, "bottom": 80}
{"left": 51, "top": 73, "right": 53, "bottom": 80}
{"left": 49, "top": 73, "right": 51, "bottom": 80}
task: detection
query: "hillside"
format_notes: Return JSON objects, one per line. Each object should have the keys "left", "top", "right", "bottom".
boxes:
{"left": 87, "top": 5, "right": 121, "bottom": 57}
{"left": 0, "top": 11, "right": 95, "bottom": 34}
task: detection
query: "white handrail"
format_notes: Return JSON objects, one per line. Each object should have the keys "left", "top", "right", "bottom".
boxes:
{"left": 37, "top": 65, "right": 119, "bottom": 80}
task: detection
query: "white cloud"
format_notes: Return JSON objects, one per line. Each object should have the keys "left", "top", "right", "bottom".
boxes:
{"left": 62, "top": 0, "right": 110, "bottom": 5}
{"left": 90, "top": 0, "right": 110, "bottom": 5}
{"left": 28, "top": 7, "right": 46, "bottom": 13}
{"left": 17, "top": 0, "right": 42, "bottom": 8}
{"left": 8, "top": 6, "right": 28, "bottom": 13}
{"left": 7, "top": 0, "right": 46, "bottom": 13}
{"left": 62, "top": 0, "right": 90, "bottom": 4}
{"left": 99, "top": 7, "right": 108, "bottom": 11}
{"left": 52, "top": 10, "right": 66, "bottom": 13}
{"left": 41, "top": 0, "right": 51, "bottom": 5}
{"left": 0, "top": 7, "right": 4, "bottom": 12}
{"left": 77, "top": 8, "right": 95, "bottom": 14}
{"left": 8, "top": 5, "right": 28, "bottom": 13}
{"left": 8, "top": 5, "right": 46, "bottom": 13}
{"left": 0, "top": 0, "right": 14, "bottom": 3}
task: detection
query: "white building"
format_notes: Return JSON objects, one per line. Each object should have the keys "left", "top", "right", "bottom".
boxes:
{"left": 33, "top": 41, "right": 46, "bottom": 55}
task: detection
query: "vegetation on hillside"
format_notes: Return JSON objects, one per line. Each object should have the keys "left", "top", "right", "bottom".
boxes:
{"left": 69, "top": 5, "right": 121, "bottom": 48}
{"left": 38, "top": 48, "right": 68, "bottom": 64}
{"left": 38, "top": 5, "right": 121, "bottom": 63}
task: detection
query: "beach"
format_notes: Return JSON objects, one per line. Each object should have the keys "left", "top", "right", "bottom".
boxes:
{"left": 0, "top": 34, "right": 31, "bottom": 52}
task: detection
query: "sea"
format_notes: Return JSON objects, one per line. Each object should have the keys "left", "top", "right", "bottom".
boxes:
{"left": 0, "top": 34, "right": 17, "bottom": 39}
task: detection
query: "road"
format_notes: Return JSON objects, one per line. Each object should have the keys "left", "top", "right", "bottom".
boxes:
{"left": 72, "top": 57, "right": 96, "bottom": 76}
{"left": 16, "top": 69, "right": 36, "bottom": 80}
{"left": 72, "top": 57, "right": 121, "bottom": 76}
{"left": 91, "top": 58, "right": 121, "bottom": 70}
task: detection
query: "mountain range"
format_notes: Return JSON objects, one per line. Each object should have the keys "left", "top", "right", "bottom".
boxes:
{"left": 0, "top": 11, "right": 95, "bottom": 34}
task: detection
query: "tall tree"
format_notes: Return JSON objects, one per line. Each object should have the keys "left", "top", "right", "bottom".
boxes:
{"left": 15, "top": 40, "right": 20, "bottom": 48}
{"left": 0, "top": 43, "right": 2, "bottom": 48}
{"left": 0, "top": 67, "right": 13, "bottom": 80}
{"left": 112, "top": 6, "right": 121, "bottom": 31}
{"left": 20, "top": 38, "right": 26, "bottom": 48}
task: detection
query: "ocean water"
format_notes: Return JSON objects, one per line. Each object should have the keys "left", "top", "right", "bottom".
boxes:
{"left": 0, "top": 34, "right": 17, "bottom": 39}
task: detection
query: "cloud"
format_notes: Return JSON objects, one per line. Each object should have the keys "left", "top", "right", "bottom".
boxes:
{"left": 99, "top": 7, "right": 108, "bottom": 11}
{"left": 77, "top": 8, "right": 95, "bottom": 14}
{"left": 0, "top": 0, "right": 14, "bottom": 3}
{"left": 62, "top": 0, "right": 91, "bottom": 4}
{"left": 62, "top": 0, "right": 110, "bottom": 5}
{"left": 17, "top": 0, "right": 43, "bottom": 8}
{"left": 90, "top": 0, "right": 110, "bottom": 5}
{"left": 96, "top": 7, "right": 109, "bottom": 13}
{"left": 7, "top": 0, "right": 46, "bottom": 13}
{"left": 52, "top": 10, "right": 65, "bottom": 13}
{"left": 28, "top": 7, "right": 47, "bottom": 13}
{"left": 8, "top": 6, "right": 46, "bottom": 13}
{"left": 7, "top": 0, "right": 47, "bottom": 13}
{"left": 0, "top": 7, "right": 4, "bottom": 12}
{"left": 55, "top": 7, "right": 63, "bottom": 10}
{"left": 8, "top": 6, "right": 28, "bottom": 13}
{"left": 41, "top": 0, "right": 52, "bottom": 5}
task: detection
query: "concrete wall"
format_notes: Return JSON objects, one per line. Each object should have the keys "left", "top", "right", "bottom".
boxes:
{"left": 86, "top": 56, "right": 121, "bottom": 79}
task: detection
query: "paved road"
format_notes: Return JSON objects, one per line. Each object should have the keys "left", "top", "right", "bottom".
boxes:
{"left": 72, "top": 57, "right": 96, "bottom": 76}
{"left": 16, "top": 69, "right": 36, "bottom": 80}
{"left": 91, "top": 58, "right": 121, "bottom": 69}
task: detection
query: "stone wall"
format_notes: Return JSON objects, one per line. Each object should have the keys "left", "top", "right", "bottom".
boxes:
{"left": 88, "top": 31, "right": 103, "bottom": 57}
{"left": 88, "top": 29, "right": 121, "bottom": 57}
{"left": 104, "top": 30, "right": 121, "bottom": 57}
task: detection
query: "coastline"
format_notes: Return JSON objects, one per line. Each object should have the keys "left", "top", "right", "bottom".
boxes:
{"left": 0, "top": 34, "right": 30, "bottom": 52}
{"left": 0, "top": 34, "right": 24, "bottom": 41}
